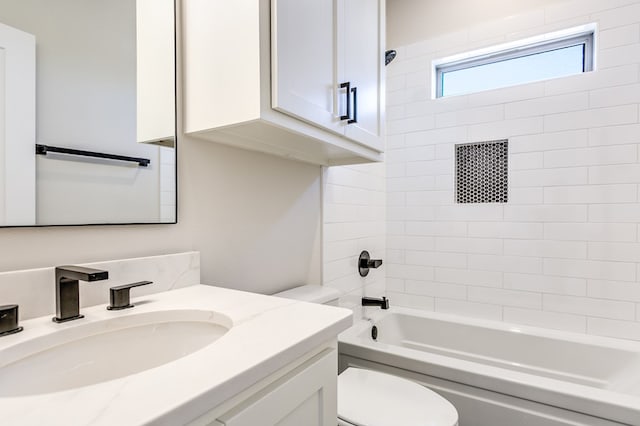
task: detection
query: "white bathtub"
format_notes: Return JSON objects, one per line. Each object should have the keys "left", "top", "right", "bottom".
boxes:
{"left": 338, "top": 307, "right": 640, "bottom": 426}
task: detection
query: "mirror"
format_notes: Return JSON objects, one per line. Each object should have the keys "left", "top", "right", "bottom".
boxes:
{"left": 0, "top": 0, "right": 176, "bottom": 226}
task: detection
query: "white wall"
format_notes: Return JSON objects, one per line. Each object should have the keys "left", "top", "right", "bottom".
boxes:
{"left": 323, "top": 163, "right": 386, "bottom": 317}
{"left": 386, "top": 0, "right": 640, "bottom": 341}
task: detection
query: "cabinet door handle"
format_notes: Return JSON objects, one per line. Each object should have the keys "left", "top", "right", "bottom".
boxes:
{"left": 348, "top": 86, "right": 358, "bottom": 124}
{"left": 339, "top": 82, "right": 351, "bottom": 121}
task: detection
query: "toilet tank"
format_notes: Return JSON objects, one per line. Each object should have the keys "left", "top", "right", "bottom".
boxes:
{"left": 274, "top": 285, "right": 341, "bottom": 306}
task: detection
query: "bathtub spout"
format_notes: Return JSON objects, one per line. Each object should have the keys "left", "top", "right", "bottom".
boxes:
{"left": 362, "top": 296, "right": 389, "bottom": 310}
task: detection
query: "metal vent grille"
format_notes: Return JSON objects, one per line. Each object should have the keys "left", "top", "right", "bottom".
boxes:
{"left": 456, "top": 140, "right": 508, "bottom": 203}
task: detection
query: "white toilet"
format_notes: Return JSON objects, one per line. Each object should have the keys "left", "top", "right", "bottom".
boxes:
{"left": 275, "top": 285, "right": 459, "bottom": 426}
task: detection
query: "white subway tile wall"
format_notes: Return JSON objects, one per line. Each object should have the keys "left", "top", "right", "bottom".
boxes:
{"left": 323, "top": 164, "right": 386, "bottom": 319}
{"left": 383, "top": 0, "right": 640, "bottom": 340}
{"left": 160, "top": 147, "right": 176, "bottom": 222}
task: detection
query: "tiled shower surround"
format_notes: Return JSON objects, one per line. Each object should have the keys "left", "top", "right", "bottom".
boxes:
{"left": 378, "top": 0, "right": 640, "bottom": 340}
{"left": 323, "top": 164, "right": 386, "bottom": 318}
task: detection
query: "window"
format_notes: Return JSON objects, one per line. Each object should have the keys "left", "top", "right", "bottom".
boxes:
{"left": 435, "top": 30, "right": 594, "bottom": 98}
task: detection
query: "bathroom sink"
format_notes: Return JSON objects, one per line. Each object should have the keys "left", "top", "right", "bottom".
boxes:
{"left": 0, "top": 309, "right": 231, "bottom": 396}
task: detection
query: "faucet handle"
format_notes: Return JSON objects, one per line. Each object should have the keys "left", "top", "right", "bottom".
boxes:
{"left": 0, "top": 305, "right": 23, "bottom": 336}
{"left": 107, "top": 281, "right": 153, "bottom": 310}
{"left": 358, "top": 251, "right": 383, "bottom": 277}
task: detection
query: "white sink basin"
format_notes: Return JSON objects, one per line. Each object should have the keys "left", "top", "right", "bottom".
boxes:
{"left": 0, "top": 309, "right": 231, "bottom": 396}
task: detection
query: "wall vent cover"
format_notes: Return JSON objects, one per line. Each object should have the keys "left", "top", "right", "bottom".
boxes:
{"left": 456, "top": 140, "right": 508, "bottom": 203}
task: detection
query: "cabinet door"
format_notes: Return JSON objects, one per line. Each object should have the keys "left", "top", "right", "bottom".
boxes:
{"left": 339, "top": 0, "right": 384, "bottom": 150}
{"left": 218, "top": 350, "right": 337, "bottom": 426}
{"left": 271, "top": 0, "right": 342, "bottom": 135}
{"left": 136, "top": 0, "right": 175, "bottom": 145}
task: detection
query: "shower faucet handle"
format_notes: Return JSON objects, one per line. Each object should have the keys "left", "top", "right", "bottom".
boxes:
{"left": 107, "top": 281, "right": 153, "bottom": 310}
{"left": 358, "top": 251, "right": 383, "bottom": 277}
{"left": 0, "top": 304, "right": 23, "bottom": 336}
{"left": 366, "top": 258, "right": 382, "bottom": 268}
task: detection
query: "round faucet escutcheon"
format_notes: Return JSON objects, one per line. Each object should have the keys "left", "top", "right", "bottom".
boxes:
{"left": 358, "top": 250, "right": 383, "bottom": 277}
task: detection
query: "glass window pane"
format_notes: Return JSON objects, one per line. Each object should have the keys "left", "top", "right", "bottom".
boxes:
{"left": 441, "top": 44, "right": 585, "bottom": 97}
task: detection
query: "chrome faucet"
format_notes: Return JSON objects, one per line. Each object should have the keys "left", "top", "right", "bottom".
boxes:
{"left": 53, "top": 265, "right": 108, "bottom": 323}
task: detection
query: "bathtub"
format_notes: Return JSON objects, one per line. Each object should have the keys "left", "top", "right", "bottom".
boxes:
{"left": 338, "top": 307, "right": 640, "bottom": 426}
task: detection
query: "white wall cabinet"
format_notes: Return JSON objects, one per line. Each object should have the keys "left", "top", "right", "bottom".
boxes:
{"left": 339, "top": 0, "right": 384, "bottom": 151}
{"left": 272, "top": 0, "right": 385, "bottom": 152}
{"left": 271, "top": 0, "right": 340, "bottom": 136}
{"left": 184, "top": 0, "right": 385, "bottom": 166}
{"left": 189, "top": 347, "right": 338, "bottom": 426}
{"left": 136, "top": 0, "right": 175, "bottom": 146}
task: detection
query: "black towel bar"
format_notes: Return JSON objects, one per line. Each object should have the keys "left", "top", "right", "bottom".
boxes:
{"left": 35, "top": 144, "right": 150, "bottom": 167}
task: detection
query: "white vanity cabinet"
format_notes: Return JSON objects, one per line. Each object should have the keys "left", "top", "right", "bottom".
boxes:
{"left": 191, "top": 346, "right": 338, "bottom": 426}
{"left": 0, "top": 282, "right": 352, "bottom": 426}
{"left": 183, "top": 0, "right": 385, "bottom": 166}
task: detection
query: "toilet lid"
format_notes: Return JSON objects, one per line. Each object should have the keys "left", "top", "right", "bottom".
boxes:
{"left": 338, "top": 368, "right": 458, "bottom": 426}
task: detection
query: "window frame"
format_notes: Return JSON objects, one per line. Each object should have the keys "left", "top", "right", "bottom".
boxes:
{"left": 435, "top": 31, "right": 595, "bottom": 98}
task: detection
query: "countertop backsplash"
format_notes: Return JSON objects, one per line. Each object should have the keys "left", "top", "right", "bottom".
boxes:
{"left": 0, "top": 252, "right": 200, "bottom": 321}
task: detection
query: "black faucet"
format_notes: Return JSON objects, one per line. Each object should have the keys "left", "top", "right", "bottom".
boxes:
{"left": 358, "top": 251, "right": 383, "bottom": 277}
{"left": 0, "top": 305, "right": 23, "bottom": 336}
{"left": 53, "top": 265, "right": 109, "bottom": 323}
{"left": 362, "top": 296, "right": 389, "bottom": 310}
{"left": 107, "top": 280, "right": 153, "bottom": 310}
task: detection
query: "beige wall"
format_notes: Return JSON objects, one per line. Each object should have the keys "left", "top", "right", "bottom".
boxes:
{"left": 386, "top": 0, "right": 567, "bottom": 47}
{"left": 182, "top": 138, "right": 322, "bottom": 294}
{"left": 0, "top": 135, "right": 322, "bottom": 294}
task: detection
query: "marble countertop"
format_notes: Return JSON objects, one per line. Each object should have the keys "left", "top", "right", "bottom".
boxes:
{"left": 0, "top": 285, "right": 353, "bottom": 425}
